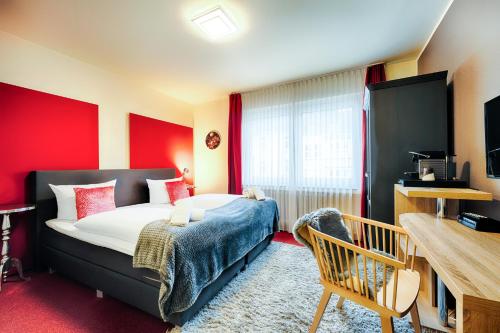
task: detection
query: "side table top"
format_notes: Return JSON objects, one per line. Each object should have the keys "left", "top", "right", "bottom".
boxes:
{"left": 0, "top": 204, "right": 36, "bottom": 214}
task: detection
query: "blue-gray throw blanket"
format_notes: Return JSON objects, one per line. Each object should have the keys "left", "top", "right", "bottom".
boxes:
{"left": 133, "top": 198, "right": 279, "bottom": 321}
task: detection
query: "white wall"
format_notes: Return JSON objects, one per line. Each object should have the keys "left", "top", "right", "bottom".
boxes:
{"left": 0, "top": 31, "right": 194, "bottom": 169}
{"left": 0, "top": 28, "right": 424, "bottom": 204}
{"left": 386, "top": 58, "right": 418, "bottom": 80}
{"left": 418, "top": 0, "right": 500, "bottom": 202}
{"left": 192, "top": 60, "right": 419, "bottom": 200}
{"left": 193, "top": 98, "right": 229, "bottom": 194}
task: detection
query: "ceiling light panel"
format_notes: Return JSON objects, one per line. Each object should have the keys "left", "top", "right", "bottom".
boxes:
{"left": 192, "top": 6, "right": 237, "bottom": 40}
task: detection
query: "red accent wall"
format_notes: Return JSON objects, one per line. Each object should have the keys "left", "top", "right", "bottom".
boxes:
{"left": 129, "top": 113, "right": 193, "bottom": 179}
{"left": 0, "top": 83, "right": 99, "bottom": 267}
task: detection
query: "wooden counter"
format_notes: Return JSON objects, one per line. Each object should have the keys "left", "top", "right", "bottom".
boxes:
{"left": 400, "top": 213, "right": 500, "bottom": 333}
{"left": 395, "top": 185, "right": 493, "bottom": 200}
{"left": 394, "top": 184, "right": 493, "bottom": 226}
{"left": 394, "top": 184, "right": 494, "bottom": 332}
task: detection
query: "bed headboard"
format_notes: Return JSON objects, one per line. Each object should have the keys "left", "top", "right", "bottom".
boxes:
{"left": 29, "top": 168, "right": 176, "bottom": 269}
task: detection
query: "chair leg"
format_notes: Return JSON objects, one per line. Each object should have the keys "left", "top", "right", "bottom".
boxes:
{"left": 410, "top": 303, "right": 422, "bottom": 333}
{"left": 336, "top": 296, "right": 345, "bottom": 309}
{"left": 380, "top": 315, "right": 394, "bottom": 333}
{"left": 310, "top": 289, "right": 332, "bottom": 333}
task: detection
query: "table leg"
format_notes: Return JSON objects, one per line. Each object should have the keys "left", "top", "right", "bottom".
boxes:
{"left": 1, "top": 214, "right": 11, "bottom": 277}
{"left": 0, "top": 214, "right": 30, "bottom": 291}
{"left": 0, "top": 261, "right": 3, "bottom": 291}
{"left": 436, "top": 197, "right": 449, "bottom": 326}
{"left": 1, "top": 214, "right": 11, "bottom": 291}
{"left": 437, "top": 198, "right": 446, "bottom": 218}
{"left": 437, "top": 277, "right": 448, "bottom": 326}
{"left": 10, "top": 258, "right": 30, "bottom": 281}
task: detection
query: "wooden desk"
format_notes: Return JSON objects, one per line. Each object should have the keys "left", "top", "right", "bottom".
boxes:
{"left": 400, "top": 213, "right": 500, "bottom": 333}
{"left": 394, "top": 184, "right": 493, "bottom": 226}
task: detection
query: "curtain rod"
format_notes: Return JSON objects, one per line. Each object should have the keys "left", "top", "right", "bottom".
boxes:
{"left": 233, "top": 61, "right": 385, "bottom": 95}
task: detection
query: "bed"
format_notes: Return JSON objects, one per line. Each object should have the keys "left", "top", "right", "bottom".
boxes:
{"left": 29, "top": 168, "right": 279, "bottom": 326}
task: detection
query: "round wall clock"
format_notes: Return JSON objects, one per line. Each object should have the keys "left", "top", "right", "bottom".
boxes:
{"left": 205, "top": 130, "right": 221, "bottom": 150}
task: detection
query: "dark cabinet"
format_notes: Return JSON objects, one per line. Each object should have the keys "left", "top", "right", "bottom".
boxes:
{"left": 367, "top": 71, "right": 448, "bottom": 224}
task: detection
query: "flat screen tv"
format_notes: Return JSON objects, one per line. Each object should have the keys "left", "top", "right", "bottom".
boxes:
{"left": 485, "top": 95, "right": 500, "bottom": 178}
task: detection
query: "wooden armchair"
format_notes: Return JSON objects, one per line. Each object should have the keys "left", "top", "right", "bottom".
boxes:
{"left": 298, "top": 214, "right": 421, "bottom": 333}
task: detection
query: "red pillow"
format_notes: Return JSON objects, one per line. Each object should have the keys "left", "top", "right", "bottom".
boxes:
{"left": 74, "top": 186, "right": 116, "bottom": 220}
{"left": 165, "top": 181, "right": 189, "bottom": 204}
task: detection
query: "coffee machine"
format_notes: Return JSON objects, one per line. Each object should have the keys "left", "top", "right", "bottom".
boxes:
{"left": 399, "top": 151, "right": 466, "bottom": 187}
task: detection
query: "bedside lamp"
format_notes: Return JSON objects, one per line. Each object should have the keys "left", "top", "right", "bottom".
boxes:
{"left": 182, "top": 168, "right": 195, "bottom": 190}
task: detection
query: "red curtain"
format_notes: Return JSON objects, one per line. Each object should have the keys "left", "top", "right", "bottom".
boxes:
{"left": 228, "top": 93, "right": 243, "bottom": 194}
{"left": 361, "top": 64, "right": 386, "bottom": 217}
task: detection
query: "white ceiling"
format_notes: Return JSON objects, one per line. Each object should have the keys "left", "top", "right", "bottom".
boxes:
{"left": 0, "top": 0, "right": 451, "bottom": 104}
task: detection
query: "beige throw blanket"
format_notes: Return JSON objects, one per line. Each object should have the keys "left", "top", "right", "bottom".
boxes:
{"left": 133, "top": 220, "right": 173, "bottom": 320}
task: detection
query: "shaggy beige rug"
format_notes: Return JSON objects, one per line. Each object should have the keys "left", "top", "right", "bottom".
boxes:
{"left": 172, "top": 242, "right": 429, "bottom": 333}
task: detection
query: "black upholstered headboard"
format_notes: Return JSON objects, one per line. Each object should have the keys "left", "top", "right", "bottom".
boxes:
{"left": 29, "top": 168, "right": 176, "bottom": 269}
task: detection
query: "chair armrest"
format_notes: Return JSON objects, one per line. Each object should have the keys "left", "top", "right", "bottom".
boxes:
{"left": 296, "top": 223, "right": 312, "bottom": 246}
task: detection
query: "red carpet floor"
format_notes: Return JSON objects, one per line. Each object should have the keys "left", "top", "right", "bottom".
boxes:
{"left": 273, "top": 231, "right": 303, "bottom": 246}
{"left": 0, "top": 232, "right": 299, "bottom": 333}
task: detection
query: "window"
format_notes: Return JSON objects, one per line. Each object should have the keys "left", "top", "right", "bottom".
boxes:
{"left": 241, "top": 69, "right": 365, "bottom": 230}
{"left": 242, "top": 70, "right": 364, "bottom": 191}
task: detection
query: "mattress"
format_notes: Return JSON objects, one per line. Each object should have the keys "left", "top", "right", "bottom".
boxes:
{"left": 44, "top": 195, "right": 242, "bottom": 255}
{"left": 45, "top": 219, "right": 137, "bottom": 255}
{"left": 45, "top": 203, "right": 173, "bottom": 255}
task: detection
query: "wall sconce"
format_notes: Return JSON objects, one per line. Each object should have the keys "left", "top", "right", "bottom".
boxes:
{"left": 182, "top": 168, "right": 195, "bottom": 190}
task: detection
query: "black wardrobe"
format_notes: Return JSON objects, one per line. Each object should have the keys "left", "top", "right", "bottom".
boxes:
{"left": 366, "top": 71, "right": 449, "bottom": 225}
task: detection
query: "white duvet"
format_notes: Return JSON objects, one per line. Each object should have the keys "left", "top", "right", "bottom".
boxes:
{"left": 73, "top": 194, "right": 241, "bottom": 245}
{"left": 175, "top": 194, "right": 242, "bottom": 210}
{"left": 74, "top": 203, "right": 172, "bottom": 244}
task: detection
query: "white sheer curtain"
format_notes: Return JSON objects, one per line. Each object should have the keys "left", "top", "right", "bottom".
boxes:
{"left": 241, "top": 68, "right": 366, "bottom": 231}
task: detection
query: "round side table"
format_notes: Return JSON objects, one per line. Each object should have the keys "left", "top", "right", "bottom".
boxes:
{"left": 0, "top": 204, "right": 36, "bottom": 291}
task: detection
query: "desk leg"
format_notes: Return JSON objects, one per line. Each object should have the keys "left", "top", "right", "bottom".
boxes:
{"left": 437, "top": 277, "right": 448, "bottom": 326}
{"left": 456, "top": 297, "right": 500, "bottom": 333}
{"left": 437, "top": 198, "right": 446, "bottom": 218}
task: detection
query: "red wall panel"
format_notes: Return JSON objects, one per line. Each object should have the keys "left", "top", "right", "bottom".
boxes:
{"left": 0, "top": 83, "right": 99, "bottom": 267}
{"left": 129, "top": 113, "right": 193, "bottom": 179}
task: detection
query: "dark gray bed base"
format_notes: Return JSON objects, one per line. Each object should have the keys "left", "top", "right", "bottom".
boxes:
{"left": 42, "top": 229, "right": 273, "bottom": 325}
{"left": 30, "top": 168, "right": 274, "bottom": 326}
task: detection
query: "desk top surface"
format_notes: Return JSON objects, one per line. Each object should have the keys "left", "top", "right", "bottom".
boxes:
{"left": 395, "top": 184, "right": 493, "bottom": 201}
{"left": 400, "top": 213, "right": 500, "bottom": 303}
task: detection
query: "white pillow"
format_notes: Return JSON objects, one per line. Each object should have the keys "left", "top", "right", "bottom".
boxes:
{"left": 146, "top": 177, "right": 183, "bottom": 204}
{"left": 49, "top": 180, "right": 117, "bottom": 221}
